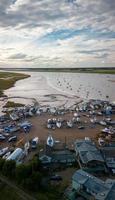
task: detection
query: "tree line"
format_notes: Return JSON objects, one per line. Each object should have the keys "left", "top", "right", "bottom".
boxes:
{"left": 0, "top": 156, "right": 64, "bottom": 200}
{"left": 0, "top": 156, "right": 45, "bottom": 191}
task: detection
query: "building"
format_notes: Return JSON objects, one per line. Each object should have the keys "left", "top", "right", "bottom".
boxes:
{"left": 71, "top": 169, "right": 115, "bottom": 200}
{"left": 51, "top": 150, "right": 76, "bottom": 165}
{"left": 39, "top": 155, "right": 52, "bottom": 164}
{"left": 74, "top": 139, "right": 105, "bottom": 172}
{"left": 39, "top": 148, "right": 76, "bottom": 166}
{"left": 101, "top": 146, "right": 115, "bottom": 174}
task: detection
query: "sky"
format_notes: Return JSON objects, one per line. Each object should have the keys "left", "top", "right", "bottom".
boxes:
{"left": 0, "top": 0, "right": 115, "bottom": 68}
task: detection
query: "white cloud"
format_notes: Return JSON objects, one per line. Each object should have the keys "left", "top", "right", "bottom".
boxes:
{"left": 0, "top": 0, "right": 114, "bottom": 68}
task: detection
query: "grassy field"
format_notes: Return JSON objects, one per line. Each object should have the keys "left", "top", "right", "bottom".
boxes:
{"left": 0, "top": 72, "right": 30, "bottom": 97}
{"left": 4, "top": 101, "right": 24, "bottom": 108}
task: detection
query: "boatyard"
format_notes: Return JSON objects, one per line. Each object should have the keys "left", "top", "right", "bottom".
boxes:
{"left": 0, "top": 99, "right": 115, "bottom": 163}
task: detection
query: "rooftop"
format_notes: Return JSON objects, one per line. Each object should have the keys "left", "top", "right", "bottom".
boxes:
{"left": 72, "top": 169, "right": 115, "bottom": 200}
{"left": 75, "top": 139, "right": 104, "bottom": 164}
{"left": 105, "top": 182, "right": 115, "bottom": 200}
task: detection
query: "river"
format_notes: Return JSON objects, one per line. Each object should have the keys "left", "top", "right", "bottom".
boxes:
{"left": 1, "top": 71, "right": 114, "bottom": 111}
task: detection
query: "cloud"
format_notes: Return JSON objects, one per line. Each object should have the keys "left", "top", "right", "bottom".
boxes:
{"left": 0, "top": 0, "right": 114, "bottom": 68}
{"left": 8, "top": 53, "right": 27, "bottom": 59}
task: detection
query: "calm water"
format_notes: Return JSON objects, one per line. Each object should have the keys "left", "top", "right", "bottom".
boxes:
{"left": 4, "top": 72, "right": 115, "bottom": 108}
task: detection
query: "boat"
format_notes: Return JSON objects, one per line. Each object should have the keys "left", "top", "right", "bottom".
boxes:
{"left": 78, "top": 125, "right": 85, "bottom": 129}
{"left": 74, "top": 113, "right": 79, "bottom": 117}
{"left": 98, "top": 138, "right": 105, "bottom": 146}
{"left": 10, "top": 113, "right": 19, "bottom": 121}
{"left": 90, "top": 117, "right": 97, "bottom": 124}
{"left": 3, "top": 151, "right": 11, "bottom": 159}
{"left": 31, "top": 137, "right": 39, "bottom": 149}
{"left": 0, "top": 147, "right": 8, "bottom": 156}
{"left": 99, "top": 121, "right": 107, "bottom": 126}
{"left": 24, "top": 141, "right": 30, "bottom": 151}
{"left": 47, "top": 135, "right": 54, "bottom": 147}
{"left": 0, "top": 134, "right": 6, "bottom": 141}
{"left": 102, "top": 127, "right": 109, "bottom": 132}
{"left": 67, "top": 120, "right": 73, "bottom": 128}
{"left": 101, "top": 128, "right": 114, "bottom": 134}
{"left": 56, "top": 121, "right": 62, "bottom": 128}
{"left": 47, "top": 123, "right": 52, "bottom": 129}
{"left": 76, "top": 117, "right": 80, "bottom": 122}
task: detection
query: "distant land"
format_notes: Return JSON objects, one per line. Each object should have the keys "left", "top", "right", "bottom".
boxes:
{"left": 0, "top": 67, "right": 115, "bottom": 74}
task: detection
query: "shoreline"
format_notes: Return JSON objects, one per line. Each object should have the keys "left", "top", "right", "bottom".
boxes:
{"left": 0, "top": 71, "right": 30, "bottom": 114}
{"left": 0, "top": 71, "right": 30, "bottom": 97}
{"left": 0, "top": 70, "right": 115, "bottom": 115}
{"left": 0, "top": 67, "right": 115, "bottom": 74}
{"left": 4, "top": 71, "right": 84, "bottom": 110}
{"left": 0, "top": 71, "right": 82, "bottom": 114}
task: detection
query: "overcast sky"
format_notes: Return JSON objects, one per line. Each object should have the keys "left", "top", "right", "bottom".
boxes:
{"left": 0, "top": 0, "right": 115, "bottom": 68}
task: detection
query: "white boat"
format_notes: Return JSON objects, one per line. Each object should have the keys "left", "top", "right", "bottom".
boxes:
{"left": 98, "top": 138, "right": 105, "bottom": 146}
{"left": 0, "top": 147, "right": 8, "bottom": 156}
{"left": 105, "top": 117, "right": 111, "bottom": 122}
{"left": 10, "top": 113, "right": 19, "bottom": 121}
{"left": 90, "top": 117, "right": 97, "bottom": 124}
{"left": 31, "top": 137, "right": 39, "bottom": 149}
{"left": 3, "top": 151, "right": 11, "bottom": 159}
{"left": 47, "top": 123, "right": 52, "bottom": 129}
{"left": 36, "top": 109, "right": 41, "bottom": 115}
{"left": 76, "top": 117, "right": 80, "bottom": 122}
{"left": 56, "top": 121, "right": 62, "bottom": 128}
{"left": 99, "top": 121, "right": 107, "bottom": 126}
{"left": 47, "top": 135, "right": 54, "bottom": 147}
{"left": 97, "top": 112, "right": 102, "bottom": 116}
{"left": 49, "top": 108, "right": 56, "bottom": 114}
{"left": 101, "top": 128, "right": 112, "bottom": 134}
{"left": 29, "top": 110, "right": 33, "bottom": 116}
{"left": 74, "top": 113, "right": 79, "bottom": 117}
{"left": 67, "top": 120, "right": 73, "bottom": 128}
{"left": 24, "top": 141, "right": 30, "bottom": 151}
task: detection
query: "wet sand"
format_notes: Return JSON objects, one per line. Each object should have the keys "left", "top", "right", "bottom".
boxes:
{"left": 4, "top": 72, "right": 115, "bottom": 108}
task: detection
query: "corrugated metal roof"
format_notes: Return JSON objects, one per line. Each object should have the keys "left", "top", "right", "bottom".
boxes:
{"left": 72, "top": 170, "right": 115, "bottom": 200}
{"left": 75, "top": 139, "right": 104, "bottom": 163}
{"left": 105, "top": 183, "right": 115, "bottom": 200}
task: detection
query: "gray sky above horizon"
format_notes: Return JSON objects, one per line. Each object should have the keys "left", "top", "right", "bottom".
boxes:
{"left": 0, "top": 0, "right": 115, "bottom": 68}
